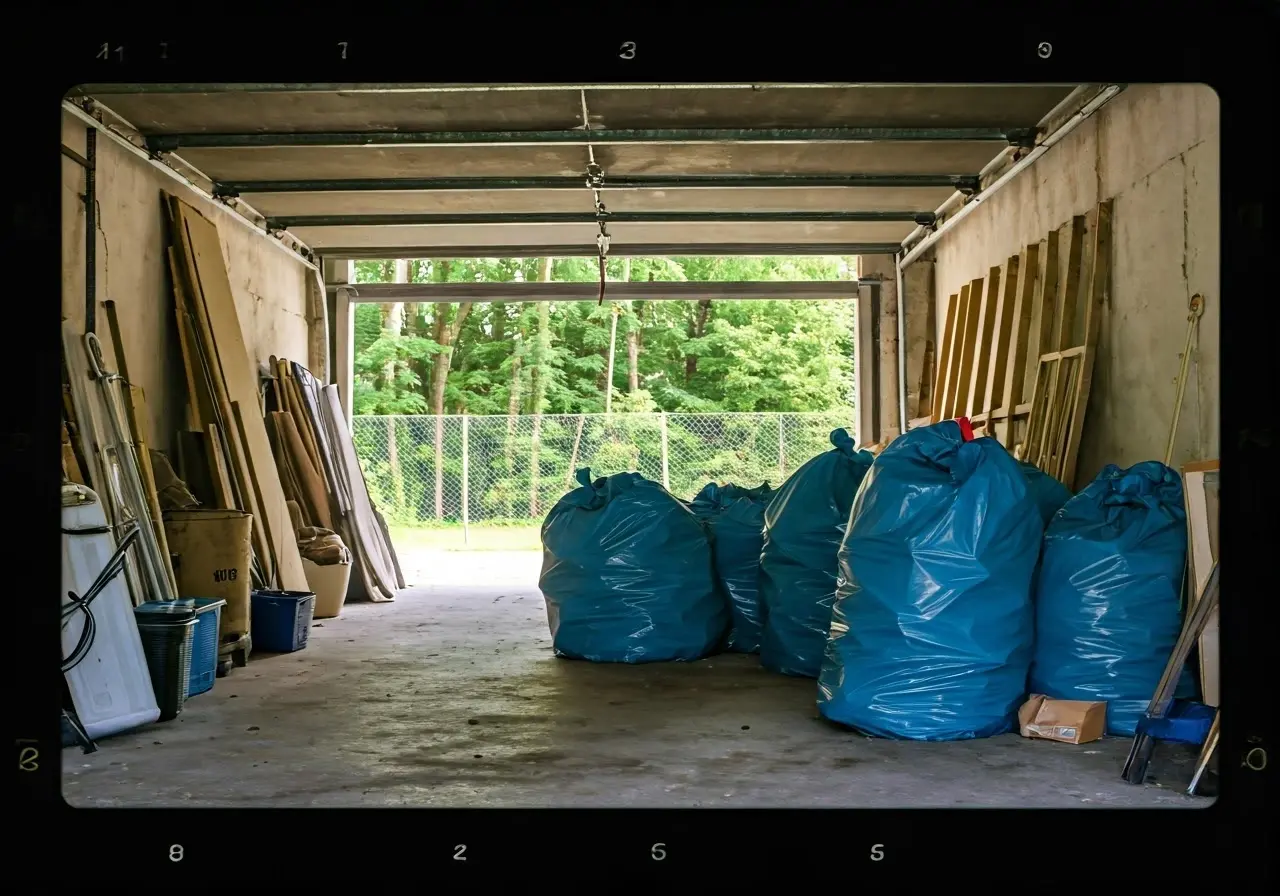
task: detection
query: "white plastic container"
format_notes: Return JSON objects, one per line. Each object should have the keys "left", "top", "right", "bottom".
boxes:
{"left": 61, "top": 484, "right": 160, "bottom": 740}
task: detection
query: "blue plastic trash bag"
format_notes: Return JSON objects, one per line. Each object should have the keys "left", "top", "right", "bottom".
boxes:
{"left": 818, "top": 419, "right": 1044, "bottom": 740}
{"left": 1018, "top": 461, "right": 1073, "bottom": 526}
{"left": 759, "top": 429, "right": 875, "bottom": 677}
{"left": 689, "top": 482, "right": 775, "bottom": 653}
{"left": 539, "top": 468, "right": 727, "bottom": 663}
{"left": 1029, "top": 462, "right": 1193, "bottom": 736}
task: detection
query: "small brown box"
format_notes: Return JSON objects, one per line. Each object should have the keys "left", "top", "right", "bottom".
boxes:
{"left": 1017, "top": 694, "right": 1106, "bottom": 745}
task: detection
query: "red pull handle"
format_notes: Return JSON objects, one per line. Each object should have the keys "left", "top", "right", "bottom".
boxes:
{"left": 956, "top": 416, "right": 975, "bottom": 442}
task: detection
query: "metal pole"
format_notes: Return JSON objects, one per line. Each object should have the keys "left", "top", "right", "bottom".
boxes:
{"left": 778, "top": 413, "right": 786, "bottom": 481}
{"left": 895, "top": 252, "right": 909, "bottom": 431}
{"left": 660, "top": 413, "right": 670, "bottom": 490}
{"left": 461, "top": 414, "right": 470, "bottom": 547}
{"left": 84, "top": 128, "right": 96, "bottom": 333}
{"left": 267, "top": 210, "right": 931, "bottom": 229}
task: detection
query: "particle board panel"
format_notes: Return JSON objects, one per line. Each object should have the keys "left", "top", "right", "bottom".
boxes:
{"left": 168, "top": 199, "right": 272, "bottom": 574}
{"left": 170, "top": 198, "right": 307, "bottom": 592}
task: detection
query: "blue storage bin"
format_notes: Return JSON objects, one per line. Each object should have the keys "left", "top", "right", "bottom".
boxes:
{"left": 185, "top": 598, "right": 226, "bottom": 697}
{"left": 251, "top": 590, "right": 316, "bottom": 653}
{"left": 135, "top": 599, "right": 226, "bottom": 697}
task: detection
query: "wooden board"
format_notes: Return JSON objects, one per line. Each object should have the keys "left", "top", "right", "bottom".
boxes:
{"left": 205, "top": 424, "right": 237, "bottom": 510}
{"left": 965, "top": 268, "right": 1000, "bottom": 418}
{"left": 982, "top": 254, "right": 1020, "bottom": 417}
{"left": 168, "top": 205, "right": 266, "bottom": 563}
{"left": 170, "top": 198, "right": 307, "bottom": 592}
{"left": 932, "top": 293, "right": 959, "bottom": 422}
{"left": 1183, "top": 460, "right": 1219, "bottom": 707}
{"left": 949, "top": 277, "right": 985, "bottom": 420}
{"left": 1059, "top": 200, "right": 1112, "bottom": 487}
{"left": 992, "top": 243, "right": 1040, "bottom": 446}
{"left": 1053, "top": 216, "right": 1087, "bottom": 352}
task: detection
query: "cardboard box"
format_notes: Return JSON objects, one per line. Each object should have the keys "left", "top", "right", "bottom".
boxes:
{"left": 1018, "top": 694, "right": 1106, "bottom": 745}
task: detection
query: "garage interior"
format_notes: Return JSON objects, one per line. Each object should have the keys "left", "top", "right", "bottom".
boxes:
{"left": 60, "top": 82, "right": 1219, "bottom": 808}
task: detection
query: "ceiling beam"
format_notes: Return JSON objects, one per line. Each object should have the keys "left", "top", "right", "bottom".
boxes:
{"left": 75, "top": 83, "right": 899, "bottom": 96}
{"left": 332, "top": 280, "right": 862, "bottom": 303}
{"left": 217, "top": 173, "right": 980, "bottom": 196}
{"left": 148, "top": 126, "right": 1035, "bottom": 152}
{"left": 272, "top": 210, "right": 934, "bottom": 230}
{"left": 317, "top": 242, "right": 904, "bottom": 259}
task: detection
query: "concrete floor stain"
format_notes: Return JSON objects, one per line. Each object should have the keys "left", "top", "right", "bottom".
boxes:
{"left": 62, "top": 570, "right": 1206, "bottom": 809}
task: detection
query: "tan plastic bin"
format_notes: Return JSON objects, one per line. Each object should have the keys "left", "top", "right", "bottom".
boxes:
{"left": 304, "top": 557, "right": 352, "bottom": 619}
{"left": 163, "top": 510, "right": 253, "bottom": 644}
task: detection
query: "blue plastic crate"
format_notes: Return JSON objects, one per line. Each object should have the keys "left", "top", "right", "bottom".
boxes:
{"left": 251, "top": 590, "right": 316, "bottom": 653}
{"left": 184, "top": 598, "right": 226, "bottom": 698}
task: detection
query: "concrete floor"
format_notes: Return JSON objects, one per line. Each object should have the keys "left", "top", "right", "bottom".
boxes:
{"left": 64, "top": 552, "right": 1207, "bottom": 808}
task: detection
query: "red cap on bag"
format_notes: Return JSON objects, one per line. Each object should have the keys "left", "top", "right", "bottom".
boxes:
{"left": 956, "top": 416, "right": 975, "bottom": 442}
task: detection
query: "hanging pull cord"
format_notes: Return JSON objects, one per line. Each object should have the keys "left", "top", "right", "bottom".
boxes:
{"left": 61, "top": 522, "right": 141, "bottom": 673}
{"left": 580, "top": 89, "right": 610, "bottom": 305}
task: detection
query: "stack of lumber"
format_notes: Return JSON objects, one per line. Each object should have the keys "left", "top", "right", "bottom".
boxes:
{"left": 917, "top": 199, "right": 1113, "bottom": 488}
{"left": 263, "top": 359, "right": 404, "bottom": 602}
{"left": 63, "top": 191, "right": 404, "bottom": 606}
{"left": 163, "top": 196, "right": 309, "bottom": 592}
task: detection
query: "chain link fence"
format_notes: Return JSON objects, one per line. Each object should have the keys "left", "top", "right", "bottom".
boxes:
{"left": 352, "top": 411, "right": 856, "bottom": 529}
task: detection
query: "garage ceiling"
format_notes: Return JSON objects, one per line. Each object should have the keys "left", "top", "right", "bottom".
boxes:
{"left": 70, "top": 83, "right": 1085, "bottom": 259}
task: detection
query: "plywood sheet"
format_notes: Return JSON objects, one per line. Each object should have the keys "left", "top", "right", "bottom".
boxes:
{"left": 171, "top": 199, "right": 308, "bottom": 592}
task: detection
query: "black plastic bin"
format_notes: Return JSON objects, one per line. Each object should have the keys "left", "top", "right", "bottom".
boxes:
{"left": 134, "top": 604, "right": 199, "bottom": 722}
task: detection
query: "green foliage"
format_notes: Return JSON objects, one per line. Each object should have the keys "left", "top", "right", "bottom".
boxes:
{"left": 352, "top": 255, "right": 858, "bottom": 416}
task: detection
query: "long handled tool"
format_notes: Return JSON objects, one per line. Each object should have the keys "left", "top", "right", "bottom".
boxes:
{"left": 1121, "top": 562, "right": 1219, "bottom": 785}
{"left": 1164, "top": 294, "right": 1205, "bottom": 466}
{"left": 83, "top": 332, "right": 177, "bottom": 604}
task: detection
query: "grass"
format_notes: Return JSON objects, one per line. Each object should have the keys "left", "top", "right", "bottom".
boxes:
{"left": 389, "top": 524, "right": 541, "bottom": 552}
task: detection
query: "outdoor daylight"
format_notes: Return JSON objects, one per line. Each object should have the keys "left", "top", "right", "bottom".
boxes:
{"left": 58, "top": 82, "right": 1220, "bottom": 814}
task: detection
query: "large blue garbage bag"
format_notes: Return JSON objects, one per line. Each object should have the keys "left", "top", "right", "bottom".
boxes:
{"left": 818, "top": 419, "right": 1044, "bottom": 740}
{"left": 759, "top": 429, "right": 875, "bottom": 677}
{"left": 539, "top": 468, "right": 727, "bottom": 663}
{"left": 689, "top": 482, "right": 775, "bottom": 653}
{"left": 1018, "top": 461, "right": 1073, "bottom": 526}
{"left": 1029, "top": 462, "right": 1192, "bottom": 736}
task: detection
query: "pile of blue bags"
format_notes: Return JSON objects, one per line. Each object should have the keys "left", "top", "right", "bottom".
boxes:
{"left": 1029, "top": 462, "right": 1193, "bottom": 735}
{"left": 689, "top": 482, "right": 775, "bottom": 653}
{"left": 538, "top": 469, "right": 727, "bottom": 663}
{"left": 758, "top": 429, "right": 876, "bottom": 678}
{"left": 536, "top": 425, "right": 1194, "bottom": 749}
{"left": 817, "top": 420, "right": 1045, "bottom": 740}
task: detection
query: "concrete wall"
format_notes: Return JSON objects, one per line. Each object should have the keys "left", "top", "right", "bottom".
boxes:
{"left": 61, "top": 111, "right": 318, "bottom": 454}
{"left": 930, "top": 85, "right": 1219, "bottom": 486}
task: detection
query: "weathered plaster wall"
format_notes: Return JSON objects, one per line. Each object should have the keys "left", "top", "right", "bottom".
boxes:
{"left": 930, "top": 85, "right": 1219, "bottom": 486}
{"left": 62, "top": 110, "right": 317, "bottom": 454}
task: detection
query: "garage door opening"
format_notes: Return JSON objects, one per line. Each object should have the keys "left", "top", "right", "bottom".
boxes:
{"left": 60, "top": 82, "right": 1220, "bottom": 810}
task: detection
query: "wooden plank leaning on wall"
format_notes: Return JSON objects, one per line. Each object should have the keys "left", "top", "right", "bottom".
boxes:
{"left": 912, "top": 199, "right": 1114, "bottom": 488}
{"left": 163, "top": 195, "right": 309, "bottom": 592}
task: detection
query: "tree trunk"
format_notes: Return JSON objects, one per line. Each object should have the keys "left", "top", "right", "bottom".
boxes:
{"left": 529, "top": 257, "right": 553, "bottom": 517}
{"left": 626, "top": 307, "right": 640, "bottom": 393}
{"left": 503, "top": 332, "right": 523, "bottom": 519}
{"left": 382, "top": 259, "right": 409, "bottom": 385}
{"left": 429, "top": 263, "right": 476, "bottom": 520}
{"left": 684, "top": 298, "right": 713, "bottom": 382}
